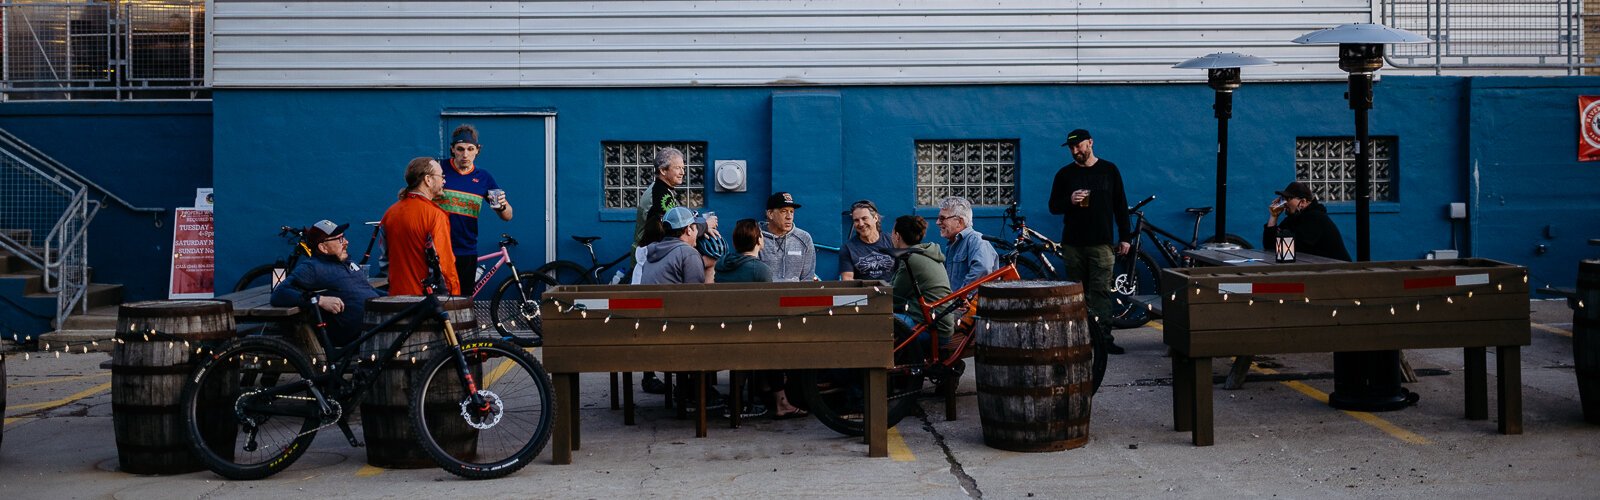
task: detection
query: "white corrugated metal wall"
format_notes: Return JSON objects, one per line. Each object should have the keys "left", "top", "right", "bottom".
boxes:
{"left": 209, "top": 0, "right": 1386, "bottom": 87}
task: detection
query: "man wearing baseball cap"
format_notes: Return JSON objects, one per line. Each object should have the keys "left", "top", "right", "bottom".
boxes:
{"left": 1265, "top": 181, "right": 1350, "bottom": 261}
{"left": 1049, "top": 128, "right": 1133, "bottom": 355}
{"left": 271, "top": 219, "right": 384, "bottom": 346}
{"left": 759, "top": 192, "right": 817, "bottom": 282}
{"left": 639, "top": 206, "right": 706, "bottom": 285}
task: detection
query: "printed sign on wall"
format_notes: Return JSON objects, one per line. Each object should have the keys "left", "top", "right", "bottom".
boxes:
{"left": 169, "top": 207, "right": 215, "bottom": 299}
{"left": 1580, "top": 96, "right": 1600, "bottom": 162}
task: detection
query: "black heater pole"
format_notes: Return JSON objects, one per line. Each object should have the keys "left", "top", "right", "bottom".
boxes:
{"left": 1214, "top": 89, "right": 1233, "bottom": 243}
{"left": 1350, "top": 72, "right": 1373, "bottom": 261}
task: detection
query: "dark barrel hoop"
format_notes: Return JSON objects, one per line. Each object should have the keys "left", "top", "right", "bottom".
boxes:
{"left": 974, "top": 281, "right": 1095, "bottom": 452}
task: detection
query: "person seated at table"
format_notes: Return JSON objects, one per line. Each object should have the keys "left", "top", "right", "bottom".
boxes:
{"left": 839, "top": 199, "right": 894, "bottom": 282}
{"left": 640, "top": 206, "right": 722, "bottom": 410}
{"left": 715, "top": 219, "right": 806, "bottom": 419}
{"left": 1265, "top": 181, "right": 1351, "bottom": 262}
{"left": 271, "top": 219, "right": 385, "bottom": 347}
{"left": 888, "top": 215, "right": 957, "bottom": 355}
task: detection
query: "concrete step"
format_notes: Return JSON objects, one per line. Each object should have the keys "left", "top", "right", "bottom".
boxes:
{"left": 36, "top": 329, "right": 114, "bottom": 352}
{"left": 0, "top": 268, "right": 46, "bottom": 295}
{"left": 28, "top": 283, "right": 123, "bottom": 311}
{"left": 57, "top": 304, "right": 119, "bottom": 331}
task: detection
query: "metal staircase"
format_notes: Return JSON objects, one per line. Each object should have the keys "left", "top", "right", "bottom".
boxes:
{"left": 0, "top": 127, "right": 163, "bottom": 339}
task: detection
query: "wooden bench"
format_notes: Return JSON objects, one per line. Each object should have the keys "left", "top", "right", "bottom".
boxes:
{"left": 541, "top": 281, "right": 894, "bottom": 464}
{"left": 1160, "top": 258, "right": 1529, "bottom": 446}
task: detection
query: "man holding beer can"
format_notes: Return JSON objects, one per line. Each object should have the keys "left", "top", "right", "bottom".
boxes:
{"left": 437, "top": 123, "right": 514, "bottom": 295}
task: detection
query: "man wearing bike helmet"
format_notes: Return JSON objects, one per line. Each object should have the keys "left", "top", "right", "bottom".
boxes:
{"left": 270, "top": 219, "right": 384, "bottom": 346}
{"left": 438, "top": 124, "right": 513, "bottom": 295}
{"left": 1049, "top": 128, "right": 1132, "bottom": 355}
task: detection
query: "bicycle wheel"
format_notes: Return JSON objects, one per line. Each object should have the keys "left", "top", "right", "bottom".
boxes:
{"left": 535, "top": 260, "right": 591, "bottom": 285}
{"left": 233, "top": 263, "right": 280, "bottom": 292}
{"left": 1013, "top": 255, "right": 1052, "bottom": 281}
{"left": 797, "top": 320, "right": 926, "bottom": 437}
{"left": 1110, "top": 250, "right": 1161, "bottom": 329}
{"left": 490, "top": 272, "right": 558, "bottom": 344}
{"left": 411, "top": 338, "right": 553, "bottom": 479}
{"left": 181, "top": 337, "right": 321, "bottom": 480}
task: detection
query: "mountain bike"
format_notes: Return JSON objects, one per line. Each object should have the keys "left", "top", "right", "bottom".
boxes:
{"left": 795, "top": 230, "right": 1109, "bottom": 437}
{"left": 1109, "top": 195, "right": 1252, "bottom": 328}
{"left": 470, "top": 233, "right": 557, "bottom": 347}
{"left": 180, "top": 239, "right": 553, "bottom": 480}
{"left": 233, "top": 222, "right": 384, "bottom": 292}
{"left": 534, "top": 235, "right": 635, "bottom": 286}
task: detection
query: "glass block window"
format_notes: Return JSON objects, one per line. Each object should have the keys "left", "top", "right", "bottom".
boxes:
{"left": 602, "top": 142, "right": 706, "bottom": 209}
{"left": 1294, "top": 136, "right": 1398, "bottom": 202}
{"left": 914, "top": 140, "right": 1018, "bottom": 206}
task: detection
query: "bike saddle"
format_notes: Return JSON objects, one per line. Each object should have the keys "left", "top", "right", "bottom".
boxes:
{"left": 883, "top": 246, "right": 925, "bottom": 261}
{"left": 571, "top": 235, "right": 602, "bottom": 244}
{"left": 1185, "top": 207, "right": 1214, "bottom": 215}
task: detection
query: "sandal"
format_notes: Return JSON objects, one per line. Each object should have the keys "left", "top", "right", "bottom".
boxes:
{"left": 772, "top": 408, "right": 809, "bottom": 420}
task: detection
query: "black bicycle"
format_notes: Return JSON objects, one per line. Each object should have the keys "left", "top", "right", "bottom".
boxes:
{"left": 1109, "top": 195, "right": 1252, "bottom": 328}
{"left": 181, "top": 240, "right": 553, "bottom": 480}
{"left": 534, "top": 235, "right": 635, "bottom": 286}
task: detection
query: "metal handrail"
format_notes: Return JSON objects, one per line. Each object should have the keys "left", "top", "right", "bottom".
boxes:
{"left": 0, "top": 127, "right": 165, "bottom": 221}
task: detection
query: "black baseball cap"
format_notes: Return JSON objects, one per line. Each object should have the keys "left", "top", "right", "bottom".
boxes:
{"left": 1062, "top": 129, "right": 1092, "bottom": 147}
{"left": 767, "top": 192, "right": 802, "bottom": 210}
{"left": 1275, "top": 181, "right": 1315, "bottom": 201}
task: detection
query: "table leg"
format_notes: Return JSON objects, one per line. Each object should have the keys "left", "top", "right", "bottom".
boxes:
{"left": 1496, "top": 345, "right": 1523, "bottom": 435}
{"left": 1464, "top": 347, "right": 1487, "bottom": 420}
{"left": 623, "top": 372, "right": 636, "bottom": 426}
{"left": 610, "top": 372, "right": 620, "bottom": 410}
{"left": 552, "top": 373, "right": 574, "bottom": 464}
{"left": 1174, "top": 355, "right": 1193, "bottom": 432}
{"left": 570, "top": 373, "right": 582, "bottom": 451}
{"left": 1191, "top": 357, "right": 1214, "bottom": 446}
{"left": 696, "top": 371, "right": 708, "bottom": 438}
{"left": 866, "top": 368, "right": 888, "bottom": 457}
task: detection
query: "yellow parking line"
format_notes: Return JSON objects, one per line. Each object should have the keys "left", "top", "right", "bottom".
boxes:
{"left": 3, "top": 417, "right": 24, "bottom": 427}
{"left": 5, "top": 381, "right": 112, "bottom": 412}
{"left": 1532, "top": 323, "right": 1572, "bottom": 338}
{"left": 1253, "top": 366, "right": 1431, "bottom": 445}
{"left": 484, "top": 357, "right": 517, "bottom": 387}
{"left": 887, "top": 427, "right": 915, "bottom": 461}
{"left": 355, "top": 465, "right": 385, "bottom": 477}
{"left": 5, "top": 372, "right": 109, "bottom": 389}
{"left": 1148, "top": 320, "right": 1163, "bottom": 331}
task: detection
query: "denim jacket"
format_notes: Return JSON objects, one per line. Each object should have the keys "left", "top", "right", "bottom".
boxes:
{"left": 944, "top": 228, "right": 999, "bottom": 291}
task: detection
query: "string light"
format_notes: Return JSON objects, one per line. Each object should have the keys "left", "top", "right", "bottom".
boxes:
{"left": 1331, "top": 309, "right": 1338, "bottom": 317}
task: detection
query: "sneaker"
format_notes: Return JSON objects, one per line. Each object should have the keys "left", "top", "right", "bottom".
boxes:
{"left": 675, "top": 386, "right": 728, "bottom": 411}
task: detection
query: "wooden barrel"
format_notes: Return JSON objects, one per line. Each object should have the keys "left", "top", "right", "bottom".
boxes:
{"left": 359, "top": 295, "right": 478, "bottom": 468}
{"left": 1575, "top": 259, "right": 1600, "bottom": 424}
{"left": 112, "top": 300, "right": 237, "bottom": 475}
{"left": 973, "top": 281, "right": 1094, "bottom": 452}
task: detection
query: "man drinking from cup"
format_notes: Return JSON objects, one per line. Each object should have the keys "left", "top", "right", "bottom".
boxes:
{"left": 437, "top": 124, "right": 514, "bottom": 295}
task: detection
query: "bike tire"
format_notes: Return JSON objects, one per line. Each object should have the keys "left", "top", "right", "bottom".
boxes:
{"left": 233, "top": 263, "right": 280, "bottom": 292}
{"left": 182, "top": 337, "right": 321, "bottom": 480}
{"left": 489, "top": 272, "right": 557, "bottom": 343}
{"left": 411, "top": 338, "right": 554, "bottom": 480}
{"left": 535, "top": 260, "right": 592, "bottom": 285}
{"left": 796, "top": 321, "right": 926, "bottom": 437}
{"left": 1014, "top": 255, "right": 1053, "bottom": 281}
{"left": 1109, "top": 251, "right": 1161, "bottom": 329}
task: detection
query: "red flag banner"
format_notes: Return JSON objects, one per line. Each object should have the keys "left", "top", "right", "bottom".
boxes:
{"left": 1580, "top": 96, "right": 1600, "bottom": 162}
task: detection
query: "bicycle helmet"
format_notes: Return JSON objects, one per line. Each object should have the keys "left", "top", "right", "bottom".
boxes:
{"left": 697, "top": 232, "right": 727, "bottom": 259}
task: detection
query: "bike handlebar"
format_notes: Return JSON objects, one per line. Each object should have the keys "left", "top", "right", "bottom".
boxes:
{"left": 1129, "top": 195, "right": 1157, "bottom": 213}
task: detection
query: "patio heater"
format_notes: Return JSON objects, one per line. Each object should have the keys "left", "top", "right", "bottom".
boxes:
{"left": 1293, "top": 23, "right": 1430, "bottom": 412}
{"left": 1173, "top": 53, "right": 1275, "bottom": 244}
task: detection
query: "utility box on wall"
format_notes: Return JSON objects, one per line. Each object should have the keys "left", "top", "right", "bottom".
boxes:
{"left": 714, "top": 160, "right": 747, "bottom": 192}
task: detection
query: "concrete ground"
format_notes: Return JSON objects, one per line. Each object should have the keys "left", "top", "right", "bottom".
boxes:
{"left": 2, "top": 299, "right": 1597, "bottom": 499}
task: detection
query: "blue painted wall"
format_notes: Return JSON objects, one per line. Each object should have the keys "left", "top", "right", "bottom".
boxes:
{"left": 211, "top": 77, "right": 1600, "bottom": 293}
{"left": 0, "top": 101, "right": 212, "bottom": 301}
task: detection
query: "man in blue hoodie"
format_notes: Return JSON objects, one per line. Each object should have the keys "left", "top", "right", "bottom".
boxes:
{"left": 270, "top": 220, "right": 384, "bottom": 346}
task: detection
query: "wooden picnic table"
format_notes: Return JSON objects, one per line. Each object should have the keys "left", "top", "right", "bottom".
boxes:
{"left": 1182, "top": 248, "right": 1340, "bottom": 388}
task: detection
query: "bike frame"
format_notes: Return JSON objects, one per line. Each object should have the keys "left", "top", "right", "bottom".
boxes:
{"left": 473, "top": 248, "right": 516, "bottom": 297}
{"left": 892, "top": 263, "right": 1023, "bottom": 368}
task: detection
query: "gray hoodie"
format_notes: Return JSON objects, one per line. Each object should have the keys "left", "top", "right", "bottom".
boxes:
{"left": 639, "top": 237, "right": 705, "bottom": 284}
{"left": 758, "top": 223, "right": 816, "bottom": 282}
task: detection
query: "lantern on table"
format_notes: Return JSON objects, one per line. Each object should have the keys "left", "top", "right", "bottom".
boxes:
{"left": 1274, "top": 228, "right": 1296, "bottom": 263}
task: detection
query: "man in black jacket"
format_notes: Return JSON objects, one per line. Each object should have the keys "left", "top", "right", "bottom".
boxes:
{"left": 1048, "top": 128, "right": 1132, "bottom": 354}
{"left": 270, "top": 220, "right": 384, "bottom": 346}
{"left": 1263, "top": 181, "right": 1351, "bottom": 261}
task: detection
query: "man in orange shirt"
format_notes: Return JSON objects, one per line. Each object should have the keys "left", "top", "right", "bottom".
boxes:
{"left": 382, "top": 157, "right": 460, "bottom": 296}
